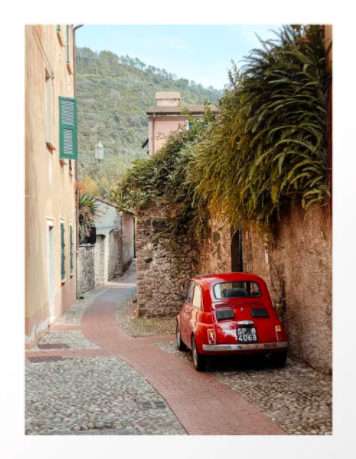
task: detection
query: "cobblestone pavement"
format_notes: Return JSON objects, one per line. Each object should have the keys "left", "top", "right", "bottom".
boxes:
{"left": 29, "top": 330, "right": 100, "bottom": 352}
{"left": 25, "top": 262, "right": 186, "bottom": 436}
{"left": 26, "top": 261, "right": 331, "bottom": 436}
{"left": 115, "top": 303, "right": 176, "bottom": 337}
{"left": 154, "top": 341, "right": 332, "bottom": 435}
{"left": 26, "top": 357, "right": 185, "bottom": 435}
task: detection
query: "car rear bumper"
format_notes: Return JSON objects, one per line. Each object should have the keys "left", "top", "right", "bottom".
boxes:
{"left": 202, "top": 341, "right": 288, "bottom": 352}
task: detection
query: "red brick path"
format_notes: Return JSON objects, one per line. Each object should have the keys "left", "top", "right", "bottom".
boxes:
{"left": 25, "top": 280, "right": 285, "bottom": 435}
{"left": 79, "top": 288, "right": 285, "bottom": 436}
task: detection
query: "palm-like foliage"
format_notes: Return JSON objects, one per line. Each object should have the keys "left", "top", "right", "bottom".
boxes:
{"left": 191, "top": 25, "right": 331, "bottom": 230}
{"left": 79, "top": 194, "right": 100, "bottom": 240}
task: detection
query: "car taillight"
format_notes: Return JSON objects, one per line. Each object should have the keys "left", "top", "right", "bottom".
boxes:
{"left": 207, "top": 328, "right": 216, "bottom": 344}
{"left": 275, "top": 325, "right": 284, "bottom": 341}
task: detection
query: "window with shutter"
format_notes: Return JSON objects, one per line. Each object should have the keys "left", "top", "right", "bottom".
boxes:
{"left": 59, "top": 97, "right": 77, "bottom": 160}
{"left": 60, "top": 222, "right": 65, "bottom": 282}
{"left": 70, "top": 224, "right": 73, "bottom": 275}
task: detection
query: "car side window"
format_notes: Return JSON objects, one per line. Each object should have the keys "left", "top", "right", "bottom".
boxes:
{"left": 186, "top": 282, "right": 195, "bottom": 303}
{"left": 192, "top": 285, "right": 202, "bottom": 309}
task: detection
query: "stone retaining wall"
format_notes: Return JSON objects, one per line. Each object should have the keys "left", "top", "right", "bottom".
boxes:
{"left": 136, "top": 212, "right": 197, "bottom": 317}
{"left": 135, "top": 206, "right": 230, "bottom": 317}
{"left": 79, "top": 245, "right": 95, "bottom": 294}
{"left": 135, "top": 203, "right": 332, "bottom": 373}
{"left": 242, "top": 205, "right": 332, "bottom": 374}
{"left": 197, "top": 216, "right": 231, "bottom": 274}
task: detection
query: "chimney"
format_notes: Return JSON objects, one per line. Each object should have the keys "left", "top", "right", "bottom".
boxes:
{"left": 156, "top": 91, "right": 180, "bottom": 107}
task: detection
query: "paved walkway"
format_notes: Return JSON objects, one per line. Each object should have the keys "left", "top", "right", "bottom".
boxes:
{"left": 26, "top": 267, "right": 284, "bottom": 435}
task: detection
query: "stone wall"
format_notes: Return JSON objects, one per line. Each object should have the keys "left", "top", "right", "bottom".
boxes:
{"left": 79, "top": 245, "right": 95, "bottom": 294}
{"left": 197, "top": 216, "right": 231, "bottom": 274}
{"left": 108, "top": 229, "right": 122, "bottom": 280}
{"left": 95, "top": 235, "right": 106, "bottom": 286}
{"left": 136, "top": 208, "right": 198, "bottom": 317}
{"left": 135, "top": 202, "right": 332, "bottom": 373}
{"left": 135, "top": 207, "right": 231, "bottom": 317}
{"left": 122, "top": 213, "right": 135, "bottom": 271}
{"left": 242, "top": 205, "right": 332, "bottom": 374}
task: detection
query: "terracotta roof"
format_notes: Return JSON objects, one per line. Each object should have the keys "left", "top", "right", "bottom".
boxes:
{"left": 146, "top": 104, "right": 219, "bottom": 115}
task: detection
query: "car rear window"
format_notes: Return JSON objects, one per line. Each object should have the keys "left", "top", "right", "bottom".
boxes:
{"left": 214, "top": 281, "right": 261, "bottom": 299}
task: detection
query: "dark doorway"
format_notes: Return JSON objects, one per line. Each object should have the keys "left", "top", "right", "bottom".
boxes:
{"left": 231, "top": 227, "right": 243, "bottom": 272}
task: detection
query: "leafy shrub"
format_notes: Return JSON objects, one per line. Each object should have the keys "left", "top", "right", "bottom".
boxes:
{"left": 191, "top": 25, "right": 332, "bottom": 231}
{"left": 111, "top": 109, "right": 216, "bottom": 246}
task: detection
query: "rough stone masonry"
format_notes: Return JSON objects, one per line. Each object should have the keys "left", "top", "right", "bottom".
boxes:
{"left": 135, "top": 204, "right": 231, "bottom": 317}
{"left": 135, "top": 202, "right": 332, "bottom": 374}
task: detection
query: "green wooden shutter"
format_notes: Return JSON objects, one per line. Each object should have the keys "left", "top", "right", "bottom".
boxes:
{"left": 70, "top": 225, "right": 73, "bottom": 275}
{"left": 60, "top": 223, "right": 65, "bottom": 281}
{"left": 59, "top": 97, "right": 77, "bottom": 160}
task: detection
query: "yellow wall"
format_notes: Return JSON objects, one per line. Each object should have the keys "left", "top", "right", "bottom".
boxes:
{"left": 25, "top": 25, "right": 77, "bottom": 348}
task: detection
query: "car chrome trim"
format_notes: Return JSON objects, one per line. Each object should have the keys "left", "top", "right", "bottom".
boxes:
{"left": 237, "top": 320, "right": 255, "bottom": 326}
{"left": 202, "top": 342, "right": 288, "bottom": 352}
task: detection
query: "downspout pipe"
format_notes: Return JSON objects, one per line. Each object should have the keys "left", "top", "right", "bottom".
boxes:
{"left": 152, "top": 113, "right": 155, "bottom": 156}
{"left": 73, "top": 24, "right": 83, "bottom": 299}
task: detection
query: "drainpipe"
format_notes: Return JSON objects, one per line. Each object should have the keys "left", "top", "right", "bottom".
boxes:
{"left": 73, "top": 24, "right": 83, "bottom": 299}
{"left": 152, "top": 113, "right": 155, "bottom": 156}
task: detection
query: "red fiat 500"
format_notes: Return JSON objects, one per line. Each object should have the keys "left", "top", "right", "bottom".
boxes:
{"left": 176, "top": 273, "right": 288, "bottom": 371}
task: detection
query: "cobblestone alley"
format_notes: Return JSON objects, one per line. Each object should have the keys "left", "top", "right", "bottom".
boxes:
{"left": 25, "top": 262, "right": 332, "bottom": 436}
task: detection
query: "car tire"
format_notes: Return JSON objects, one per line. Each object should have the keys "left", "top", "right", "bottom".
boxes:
{"left": 192, "top": 336, "right": 206, "bottom": 372}
{"left": 274, "top": 350, "right": 287, "bottom": 368}
{"left": 176, "top": 322, "right": 187, "bottom": 351}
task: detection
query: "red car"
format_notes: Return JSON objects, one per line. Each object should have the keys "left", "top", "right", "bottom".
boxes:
{"left": 176, "top": 273, "right": 288, "bottom": 371}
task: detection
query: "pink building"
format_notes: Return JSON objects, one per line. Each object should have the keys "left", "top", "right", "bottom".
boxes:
{"left": 146, "top": 92, "right": 218, "bottom": 156}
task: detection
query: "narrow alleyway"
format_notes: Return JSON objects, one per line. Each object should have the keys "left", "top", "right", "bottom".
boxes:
{"left": 25, "top": 261, "right": 331, "bottom": 435}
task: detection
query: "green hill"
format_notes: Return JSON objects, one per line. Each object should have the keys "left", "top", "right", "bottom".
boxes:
{"left": 76, "top": 47, "right": 223, "bottom": 196}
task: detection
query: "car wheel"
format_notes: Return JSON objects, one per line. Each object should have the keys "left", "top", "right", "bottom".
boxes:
{"left": 176, "top": 322, "right": 187, "bottom": 351}
{"left": 191, "top": 336, "right": 206, "bottom": 372}
{"left": 274, "top": 350, "right": 287, "bottom": 368}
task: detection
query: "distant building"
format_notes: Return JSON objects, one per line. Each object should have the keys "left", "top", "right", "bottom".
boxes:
{"left": 25, "top": 25, "right": 78, "bottom": 349}
{"left": 78, "top": 200, "right": 135, "bottom": 294}
{"left": 146, "top": 92, "right": 218, "bottom": 156}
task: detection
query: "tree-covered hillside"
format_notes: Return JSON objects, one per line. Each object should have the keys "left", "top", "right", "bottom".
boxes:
{"left": 76, "top": 47, "right": 223, "bottom": 196}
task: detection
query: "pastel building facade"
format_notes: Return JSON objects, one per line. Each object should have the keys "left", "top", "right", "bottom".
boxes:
{"left": 146, "top": 92, "right": 218, "bottom": 156}
{"left": 25, "top": 25, "right": 78, "bottom": 349}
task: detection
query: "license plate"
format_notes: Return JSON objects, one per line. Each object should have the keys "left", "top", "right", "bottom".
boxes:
{"left": 237, "top": 327, "right": 258, "bottom": 343}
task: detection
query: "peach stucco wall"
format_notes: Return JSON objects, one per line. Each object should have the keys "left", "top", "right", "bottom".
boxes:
{"left": 148, "top": 116, "right": 187, "bottom": 156}
{"left": 25, "top": 25, "right": 77, "bottom": 349}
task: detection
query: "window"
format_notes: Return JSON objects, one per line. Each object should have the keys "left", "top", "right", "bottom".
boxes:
{"left": 185, "top": 282, "right": 195, "bottom": 303}
{"left": 70, "top": 224, "right": 73, "bottom": 276}
{"left": 192, "top": 285, "right": 202, "bottom": 309}
{"left": 60, "top": 222, "right": 65, "bottom": 282}
{"left": 59, "top": 97, "right": 78, "bottom": 160}
{"left": 214, "top": 281, "right": 261, "bottom": 299}
{"left": 45, "top": 68, "right": 54, "bottom": 150}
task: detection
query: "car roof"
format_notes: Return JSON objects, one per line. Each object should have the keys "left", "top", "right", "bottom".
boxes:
{"left": 192, "top": 272, "right": 265, "bottom": 285}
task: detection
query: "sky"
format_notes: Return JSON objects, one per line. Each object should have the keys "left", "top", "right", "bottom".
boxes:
{"left": 76, "top": 25, "right": 283, "bottom": 89}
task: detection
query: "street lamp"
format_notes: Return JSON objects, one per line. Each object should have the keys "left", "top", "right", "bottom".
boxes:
{"left": 95, "top": 140, "right": 104, "bottom": 161}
